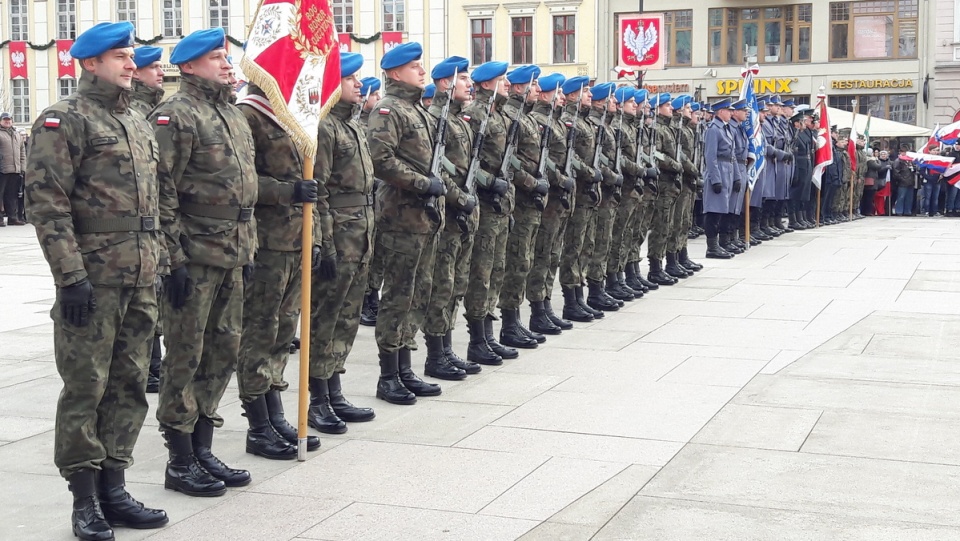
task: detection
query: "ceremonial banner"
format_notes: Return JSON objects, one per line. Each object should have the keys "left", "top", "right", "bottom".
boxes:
{"left": 9, "top": 41, "right": 27, "bottom": 79}
{"left": 847, "top": 113, "right": 858, "bottom": 173}
{"left": 812, "top": 95, "right": 832, "bottom": 189}
{"left": 382, "top": 32, "right": 403, "bottom": 53}
{"left": 617, "top": 13, "right": 664, "bottom": 70}
{"left": 56, "top": 40, "right": 75, "bottom": 79}
{"left": 738, "top": 64, "right": 765, "bottom": 190}
{"left": 921, "top": 124, "right": 940, "bottom": 152}
{"left": 338, "top": 33, "right": 351, "bottom": 53}
{"left": 935, "top": 120, "right": 960, "bottom": 146}
{"left": 904, "top": 152, "right": 955, "bottom": 173}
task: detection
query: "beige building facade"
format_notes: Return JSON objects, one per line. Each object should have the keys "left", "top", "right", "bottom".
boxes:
{"left": 932, "top": 0, "right": 960, "bottom": 126}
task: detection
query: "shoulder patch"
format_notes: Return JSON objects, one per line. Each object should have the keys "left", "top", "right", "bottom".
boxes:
{"left": 461, "top": 114, "right": 471, "bottom": 122}
{"left": 156, "top": 116, "right": 170, "bottom": 125}
{"left": 565, "top": 122, "right": 573, "bottom": 127}
{"left": 43, "top": 118, "right": 61, "bottom": 129}
{"left": 379, "top": 108, "right": 391, "bottom": 115}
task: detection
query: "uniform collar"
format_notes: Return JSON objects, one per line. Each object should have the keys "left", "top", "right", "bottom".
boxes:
{"left": 181, "top": 73, "right": 232, "bottom": 104}
{"left": 385, "top": 78, "right": 427, "bottom": 104}
{"left": 332, "top": 100, "right": 354, "bottom": 120}
{"left": 656, "top": 113, "right": 672, "bottom": 125}
{"left": 77, "top": 69, "right": 131, "bottom": 114}
{"left": 533, "top": 101, "right": 554, "bottom": 116}
{"left": 132, "top": 79, "right": 164, "bottom": 108}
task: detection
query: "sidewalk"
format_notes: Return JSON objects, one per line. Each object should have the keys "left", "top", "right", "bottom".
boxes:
{"left": 3, "top": 217, "right": 960, "bottom": 540}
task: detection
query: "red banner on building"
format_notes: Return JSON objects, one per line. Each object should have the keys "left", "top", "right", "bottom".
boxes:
{"left": 56, "top": 40, "right": 75, "bottom": 78}
{"left": 338, "top": 33, "right": 352, "bottom": 53}
{"left": 9, "top": 41, "right": 27, "bottom": 79}
{"left": 617, "top": 13, "right": 664, "bottom": 70}
{"left": 382, "top": 32, "right": 403, "bottom": 54}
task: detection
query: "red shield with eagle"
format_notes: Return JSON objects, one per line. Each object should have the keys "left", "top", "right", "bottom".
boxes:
{"left": 618, "top": 14, "right": 664, "bottom": 70}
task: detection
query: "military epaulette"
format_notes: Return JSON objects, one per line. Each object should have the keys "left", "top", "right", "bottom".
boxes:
{"left": 43, "top": 117, "right": 61, "bottom": 129}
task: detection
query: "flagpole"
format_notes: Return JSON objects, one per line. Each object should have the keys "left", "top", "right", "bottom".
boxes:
{"left": 815, "top": 91, "right": 824, "bottom": 228}
{"left": 745, "top": 189, "right": 750, "bottom": 248}
{"left": 298, "top": 165, "right": 314, "bottom": 462}
{"left": 849, "top": 101, "right": 857, "bottom": 221}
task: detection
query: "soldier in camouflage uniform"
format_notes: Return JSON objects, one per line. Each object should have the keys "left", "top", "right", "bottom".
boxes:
{"left": 358, "top": 76, "right": 383, "bottom": 327}
{"left": 462, "top": 61, "right": 516, "bottom": 366}
{"left": 152, "top": 28, "right": 257, "bottom": 496}
{"left": 234, "top": 82, "right": 321, "bottom": 459}
{"left": 498, "top": 65, "right": 550, "bottom": 349}
{"left": 422, "top": 56, "right": 481, "bottom": 379}
{"left": 305, "top": 52, "right": 378, "bottom": 431}
{"left": 366, "top": 42, "right": 446, "bottom": 405}
{"left": 25, "top": 22, "right": 168, "bottom": 539}
{"left": 622, "top": 89, "right": 660, "bottom": 294}
{"left": 646, "top": 93, "right": 685, "bottom": 286}
{"left": 665, "top": 95, "right": 702, "bottom": 279}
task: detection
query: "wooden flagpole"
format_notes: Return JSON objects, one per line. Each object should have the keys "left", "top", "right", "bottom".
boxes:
{"left": 744, "top": 189, "right": 750, "bottom": 249}
{"left": 298, "top": 167, "right": 314, "bottom": 461}
{"left": 849, "top": 102, "right": 857, "bottom": 221}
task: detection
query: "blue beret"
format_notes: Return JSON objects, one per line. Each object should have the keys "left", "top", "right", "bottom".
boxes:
{"left": 711, "top": 98, "right": 732, "bottom": 110}
{"left": 70, "top": 22, "right": 136, "bottom": 60}
{"left": 614, "top": 86, "right": 634, "bottom": 104}
{"left": 133, "top": 46, "right": 162, "bottom": 69}
{"left": 633, "top": 88, "right": 649, "bottom": 104}
{"left": 538, "top": 73, "right": 565, "bottom": 93}
{"left": 730, "top": 99, "right": 748, "bottom": 110}
{"left": 431, "top": 56, "right": 468, "bottom": 80}
{"left": 472, "top": 61, "right": 508, "bottom": 84}
{"left": 781, "top": 98, "right": 795, "bottom": 107}
{"left": 690, "top": 102, "right": 702, "bottom": 112}
{"left": 170, "top": 28, "right": 226, "bottom": 65}
{"left": 359, "top": 77, "right": 381, "bottom": 96}
{"left": 650, "top": 93, "right": 672, "bottom": 107}
{"left": 561, "top": 75, "right": 589, "bottom": 95}
{"left": 506, "top": 64, "right": 541, "bottom": 85}
{"left": 340, "top": 52, "right": 363, "bottom": 78}
{"left": 381, "top": 42, "right": 422, "bottom": 70}
{"left": 423, "top": 84, "right": 436, "bottom": 99}
{"left": 671, "top": 94, "right": 692, "bottom": 110}
{"left": 591, "top": 82, "right": 615, "bottom": 102}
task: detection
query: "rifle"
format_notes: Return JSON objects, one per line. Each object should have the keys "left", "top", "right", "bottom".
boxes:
{"left": 537, "top": 82, "right": 569, "bottom": 209}
{"left": 589, "top": 94, "right": 611, "bottom": 204}
{"left": 501, "top": 73, "right": 538, "bottom": 209}
{"left": 353, "top": 85, "right": 372, "bottom": 124}
{"left": 464, "top": 90, "right": 497, "bottom": 210}
{"left": 426, "top": 67, "right": 457, "bottom": 226}
{"left": 612, "top": 101, "right": 624, "bottom": 202}
{"left": 563, "top": 88, "right": 582, "bottom": 180}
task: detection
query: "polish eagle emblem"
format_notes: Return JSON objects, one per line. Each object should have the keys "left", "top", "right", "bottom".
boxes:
{"left": 11, "top": 51, "right": 25, "bottom": 68}
{"left": 623, "top": 22, "right": 658, "bottom": 62}
{"left": 58, "top": 49, "right": 72, "bottom": 67}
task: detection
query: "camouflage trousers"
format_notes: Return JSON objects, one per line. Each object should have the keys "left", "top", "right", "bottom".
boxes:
{"left": 158, "top": 264, "right": 242, "bottom": 433}
{"left": 464, "top": 205, "right": 509, "bottom": 319}
{"left": 375, "top": 230, "right": 437, "bottom": 352}
{"left": 560, "top": 200, "right": 598, "bottom": 287}
{"left": 587, "top": 196, "right": 619, "bottom": 281}
{"left": 53, "top": 285, "right": 156, "bottom": 479}
{"left": 647, "top": 179, "right": 682, "bottom": 261}
{"left": 527, "top": 191, "right": 572, "bottom": 303}
{"left": 833, "top": 182, "right": 852, "bottom": 215}
{"left": 668, "top": 186, "right": 695, "bottom": 253}
{"left": 236, "top": 250, "right": 299, "bottom": 402}
{"left": 609, "top": 194, "right": 640, "bottom": 274}
{"left": 629, "top": 189, "right": 657, "bottom": 263}
{"left": 366, "top": 227, "right": 384, "bottom": 292}
{"left": 311, "top": 259, "right": 369, "bottom": 379}
{"left": 854, "top": 179, "right": 865, "bottom": 212}
{"left": 499, "top": 204, "right": 542, "bottom": 310}
{"left": 424, "top": 219, "right": 475, "bottom": 336}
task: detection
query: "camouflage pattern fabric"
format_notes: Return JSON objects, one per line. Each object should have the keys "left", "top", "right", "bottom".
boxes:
{"left": 647, "top": 113, "right": 685, "bottom": 261}
{"left": 669, "top": 117, "right": 700, "bottom": 252}
{"left": 608, "top": 113, "right": 642, "bottom": 274}
{"left": 129, "top": 79, "right": 164, "bottom": 117}
{"left": 558, "top": 102, "right": 602, "bottom": 287}
{"left": 585, "top": 107, "right": 622, "bottom": 281}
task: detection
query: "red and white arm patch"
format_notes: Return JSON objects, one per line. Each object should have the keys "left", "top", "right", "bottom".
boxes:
{"left": 43, "top": 118, "right": 61, "bottom": 129}
{"left": 378, "top": 108, "right": 391, "bottom": 115}
{"left": 156, "top": 116, "right": 170, "bottom": 125}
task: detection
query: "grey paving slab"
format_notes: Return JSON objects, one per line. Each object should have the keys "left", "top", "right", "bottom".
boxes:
{"left": 338, "top": 399, "right": 513, "bottom": 446}
{"left": 691, "top": 403, "right": 822, "bottom": 451}
{"left": 0, "top": 415, "right": 55, "bottom": 442}
{"left": 759, "top": 349, "right": 809, "bottom": 374}
{"left": 785, "top": 352, "right": 960, "bottom": 386}
{"left": 547, "top": 464, "right": 659, "bottom": 527}
{"left": 657, "top": 357, "right": 767, "bottom": 387}
{"left": 515, "top": 522, "right": 598, "bottom": 541}
{"left": 432, "top": 371, "right": 565, "bottom": 406}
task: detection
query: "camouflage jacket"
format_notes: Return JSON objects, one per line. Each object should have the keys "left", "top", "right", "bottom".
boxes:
{"left": 359, "top": 109, "right": 371, "bottom": 128}
{"left": 654, "top": 113, "right": 684, "bottom": 181}
{"left": 25, "top": 70, "right": 165, "bottom": 288}
{"left": 529, "top": 100, "right": 567, "bottom": 194}
{"left": 129, "top": 80, "right": 164, "bottom": 117}
{"left": 502, "top": 94, "right": 542, "bottom": 209}
{"left": 151, "top": 73, "right": 258, "bottom": 270}
{"left": 314, "top": 100, "right": 375, "bottom": 264}
{"left": 462, "top": 88, "right": 515, "bottom": 215}
{"left": 679, "top": 116, "right": 701, "bottom": 188}
{"left": 589, "top": 107, "right": 620, "bottom": 207}
{"left": 560, "top": 102, "right": 600, "bottom": 208}
{"left": 620, "top": 114, "right": 642, "bottom": 200}
{"left": 238, "top": 87, "right": 320, "bottom": 253}
{"left": 367, "top": 78, "right": 444, "bottom": 234}
{"left": 428, "top": 92, "right": 478, "bottom": 233}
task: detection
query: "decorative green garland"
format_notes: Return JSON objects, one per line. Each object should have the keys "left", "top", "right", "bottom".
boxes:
{"left": 349, "top": 32, "right": 382, "bottom": 44}
{"left": 0, "top": 33, "right": 245, "bottom": 51}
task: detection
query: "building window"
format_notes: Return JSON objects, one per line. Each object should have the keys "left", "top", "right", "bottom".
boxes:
{"left": 58, "top": 78, "right": 77, "bottom": 100}
{"left": 209, "top": 0, "right": 228, "bottom": 29}
{"left": 830, "top": 1, "right": 918, "bottom": 60}
{"left": 116, "top": 0, "right": 136, "bottom": 22}
{"left": 9, "top": 0, "right": 29, "bottom": 41}
{"left": 163, "top": 0, "right": 183, "bottom": 38}
{"left": 708, "top": 5, "right": 812, "bottom": 65}
{"left": 332, "top": 0, "right": 354, "bottom": 33}
{"left": 57, "top": 0, "right": 77, "bottom": 40}
{"left": 12, "top": 80, "right": 30, "bottom": 124}
{"left": 383, "top": 0, "right": 405, "bottom": 32}
{"left": 829, "top": 93, "right": 916, "bottom": 125}
{"left": 664, "top": 10, "right": 692, "bottom": 67}
{"left": 553, "top": 15, "right": 576, "bottom": 64}
{"left": 471, "top": 19, "right": 493, "bottom": 66}
{"left": 511, "top": 17, "right": 533, "bottom": 65}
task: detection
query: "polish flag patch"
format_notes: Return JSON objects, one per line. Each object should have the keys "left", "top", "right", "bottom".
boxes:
{"left": 156, "top": 116, "right": 170, "bottom": 125}
{"left": 564, "top": 121, "right": 573, "bottom": 127}
{"left": 44, "top": 118, "right": 61, "bottom": 129}
{"left": 379, "top": 108, "right": 391, "bottom": 115}
{"left": 462, "top": 115, "right": 471, "bottom": 122}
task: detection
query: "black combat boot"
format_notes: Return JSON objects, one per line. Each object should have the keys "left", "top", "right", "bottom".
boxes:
{"left": 68, "top": 469, "right": 115, "bottom": 541}
{"left": 720, "top": 232, "right": 741, "bottom": 254}
{"left": 514, "top": 308, "right": 546, "bottom": 343}
{"left": 647, "top": 258, "right": 678, "bottom": 286}
{"left": 359, "top": 289, "right": 378, "bottom": 326}
{"left": 307, "top": 378, "right": 348, "bottom": 433}
{"left": 788, "top": 210, "right": 807, "bottom": 230}
{"left": 376, "top": 349, "right": 417, "bottom": 404}
{"left": 98, "top": 469, "right": 168, "bottom": 530}
{"left": 624, "top": 262, "right": 647, "bottom": 293}
{"left": 242, "top": 395, "right": 299, "bottom": 459}
{"left": 618, "top": 272, "right": 642, "bottom": 298}
{"left": 328, "top": 372, "right": 377, "bottom": 421}
{"left": 543, "top": 297, "right": 573, "bottom": 330}
{"left": 146, "top": 335, "right": 161, "bottom": 393}
{"left": 576, "top": 284, "right": 605, "bottom": 318}
{"left": 605, "top": 272, "right": 634, "bottom": 301}
{"left": 705, "top": 235, "right": 733, "bottom": 259}
{"left": 442, "top": 330, "right": 481, "bottom": 374}
{"left": 499, "top": 308, "right": 538, "bottom": 349}
{"left": 192, "top": 418, "right": 251, "bottom": 488}
{"left": 529, "top": 300, "right": 562, "bottom": 335}
{"left": 466, "top": 317, "right": 503, "bottom": 365}
{"left": 561, "top": 286, "right": 593, "bottom": 323}
{"left": 634, "top": 261, "right": 660, "bottom": 291}
{"left": 678, "top": 247, "right": 703, "bottom": 272}
{"left": 664, "top": 252, "right": 689, "bottom": 279}
{"left": 163, "top": 430, "right": 226, "bottom": 497}
{"left": 587, "top": 279, "right": 620, "bottom": 311}
{"left": 265, "top": 390, "right": 320, "bottom": 451}
{"left": 424, "top": 334, "right": 468, "bottom": 380}
{"left": 399, "top": 347, "right": 442, "bottom": 396}
{"left": 485, "top": 315, "right": 519, "bottom": 359}
{"left": 601, "top": 279, "right": 625, "bottom": 307}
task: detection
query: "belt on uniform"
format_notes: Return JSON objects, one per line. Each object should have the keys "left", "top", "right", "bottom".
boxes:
{"left": 328, "top": 192, "right": 374, "bottom": 209}
{"left": 179, "top": 202, "right": 254, "bottom": 221}
{"left": 74, "top": 215, "right": 159, "bottom": 234}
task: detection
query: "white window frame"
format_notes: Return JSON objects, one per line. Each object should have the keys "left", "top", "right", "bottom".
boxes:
{"left": 57, "top": 0, "right": 77, "bottom": 40}
{"left": 162, "top": 0, "right": 183, "bottom": 38}
{"left": 58, "top": 78, "right": 78, "bottom": 100}
{"left": 116, "top": 0, "right": 136, "bottom": 22}
{"left": 9, "top": 0, "right": 29, "bottom": 41}
{"left": 955, "top": 0, "right": 960, "bottom": 43}
{"left": 12, "top": 79, "right": 30, "bottom": 124}
{"left": 382, "top": 0, "right": 406, "bottom": 32}
{"left": 208, "top": 0, "right": 229, "bottom": 29}
{"left": 332, "top": 0, "right": 354, "bottom": 33}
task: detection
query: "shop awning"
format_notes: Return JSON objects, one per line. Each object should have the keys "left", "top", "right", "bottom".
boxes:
{"left": 827, "top": 107, "right": 932, "bottom": 137}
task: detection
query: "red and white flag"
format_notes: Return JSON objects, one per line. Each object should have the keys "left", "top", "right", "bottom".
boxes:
{"left": 812, "top": 95, "right": 832, "bottom": 190}
{"left": 240, "top": 0, "right": 342, "bottom": 160}
{"left": 847, "top": 113, "right": 858, "bottom": 174}
{"left": 56, "top": 40, "right": 75, "bottom": 79}
{"left": 9, "top": 41, "right": 27, "bottom": 79}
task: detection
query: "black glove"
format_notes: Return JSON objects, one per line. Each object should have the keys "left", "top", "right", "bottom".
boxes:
{"left": 166, "top": 266, "right": 192, "bottom": 310}
{"left": 614, "top": 174, "right": 623, "bottom": 187}
{"left": 60, "top": 279, "right": 96, "bottom": 327}
{"left": 712, "top": 182, "right": 723, "bottom": 194}
{"left": 533, "top": 178, "right": 550, "bottom": 196}
{"left": 591, "top": 169, "right": 603, "bottom": 184}
{"left": 425, "top": 175, "right": 446, "bottom": 197}
{"left": 646, "top": 179, "right": 659, "bottom": 195}
{"left": 733, "top": 180, "right": 742, "bottom": 193}
{"left": 783, "top": 151, "right": 794, "bottom": 163}
{"left": 293, "top": 179, "right": 319, "bottom": 203}
{"left": 317, "top": 255, "right": 338, "bottom": 281}
{"left": 242, "top": 262, "right": 255, "bottom": 284}
{"left": 491, "top": 177, "right": 510, "bottom": 196}
{"left": 461, "top": 195, "right": 478, "bottom": 215}
{"left": 645, "top": 167, "right": 659, "bottom": 179}
{"left": 561, "top": 175, "right": 575, "bottom": 193}
{"left": 311, "top": 245, "right": 321, "bottom": 271}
